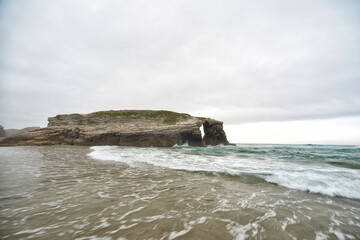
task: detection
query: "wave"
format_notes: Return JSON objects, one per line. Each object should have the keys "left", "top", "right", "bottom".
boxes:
{"left": 326, "top": 160, "right": 360, "bottom": 170}
{"left": 264, "top": 171, "right": 360, "bottom": 199}
{"left": 88, "top": 145, "right": 360, "bottom": 200}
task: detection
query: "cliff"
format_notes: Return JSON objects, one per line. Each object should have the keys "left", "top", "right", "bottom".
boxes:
{"left": 0, "top": 125, "right": 5, "bottom": 137}
{"left": 0, "top": 110, "right": 232, "bottom": 147}
{"left": 4, "top": 127, "right": 41, "bottom": 137}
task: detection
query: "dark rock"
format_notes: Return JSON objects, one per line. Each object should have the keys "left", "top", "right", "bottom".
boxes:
{"left": 203, "top": 119, "right": 232, "bottom": 146}
{"left": 0, "top": 125, "right": 5, "bottom": 137}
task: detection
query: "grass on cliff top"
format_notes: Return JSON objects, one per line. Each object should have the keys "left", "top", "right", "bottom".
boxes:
{"left": 98, "top": 110, "right": 191, "bottom": 125}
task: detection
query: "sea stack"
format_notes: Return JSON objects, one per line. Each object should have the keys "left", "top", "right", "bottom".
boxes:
{"left": 0, "top": 110, "right": 232, "bottom": 147}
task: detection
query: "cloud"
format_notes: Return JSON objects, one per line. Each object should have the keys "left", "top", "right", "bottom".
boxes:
{"left": 0, "top": 0, "right": 359, "bottom": 129}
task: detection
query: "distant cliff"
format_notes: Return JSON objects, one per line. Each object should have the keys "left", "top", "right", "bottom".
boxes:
{"left": 0, "top": 125, "right": 40, "bottom": 138}
{"left": 0, "top": 125, "right": 5, "bottom": 137}
{"left": 4, "top": 127, "right": 41, "bottom": 137}
{"left": 0, "top": 110, "right": 232, "bottom": 147}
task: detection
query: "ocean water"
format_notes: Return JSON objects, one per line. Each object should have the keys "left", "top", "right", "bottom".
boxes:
{"left": 0, "top": 144, "right": 359, "bottom": 239}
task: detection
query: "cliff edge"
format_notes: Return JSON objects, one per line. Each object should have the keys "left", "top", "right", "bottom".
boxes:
{"left": 0, "top": 110, "right": 232, "bottom": 147}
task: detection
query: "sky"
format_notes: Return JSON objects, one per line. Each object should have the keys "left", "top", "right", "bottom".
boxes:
{"left": 0, "top": 0, "right": 359, "bottom": 144}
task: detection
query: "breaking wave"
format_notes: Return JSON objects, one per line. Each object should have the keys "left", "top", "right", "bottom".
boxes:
{"left": 88, "top": 144, "right": 360, "bottom": 199}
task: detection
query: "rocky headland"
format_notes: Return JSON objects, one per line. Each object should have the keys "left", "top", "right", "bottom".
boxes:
{"left": 0, "top": 110, "right": 232, "bottom": 147}
{"left": 0, "top": 125, "right": 5, "bottom": 137}
{"left": 3, "top": 127, "right": 41, "bottom": 137}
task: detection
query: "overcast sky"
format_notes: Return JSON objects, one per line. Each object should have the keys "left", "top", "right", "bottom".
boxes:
{"left": 0, "top": 0, "right": 359, "bottom": 144}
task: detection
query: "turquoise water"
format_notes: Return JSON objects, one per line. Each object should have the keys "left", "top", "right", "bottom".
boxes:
{"left": 90, "top": 144, "right": 360, "bottom": 199}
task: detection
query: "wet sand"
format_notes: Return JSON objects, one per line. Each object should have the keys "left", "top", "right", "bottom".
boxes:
{"left": 0, "top": 146, "right": 359, "bottom": 239}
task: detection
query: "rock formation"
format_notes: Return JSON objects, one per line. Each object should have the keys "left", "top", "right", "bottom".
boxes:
{"left": 0, "top": 110, "right": 232, "bottom": 147}
{"left": 203, "top": 119, "right": 230, "bottom": 146}
{"left": 4, "top": 127, "right": 41, "bottom": 137}
{"left": 0, "top": 125, "right": 5, "bottom": 137}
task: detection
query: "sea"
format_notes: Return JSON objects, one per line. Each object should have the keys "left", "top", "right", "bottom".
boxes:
{"left": 0, "top": 144, "right": 359, "bottom": 240}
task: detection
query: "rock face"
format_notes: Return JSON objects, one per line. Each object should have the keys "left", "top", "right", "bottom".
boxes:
{"left": 0, "top": 110, "right": 232, "bottom": 147}
{"left": 4, "top": 127, "right": 41, "bottom": 137}
{"left": 203, "top": 119, "right": 231, "bottom": 146}
{"left": 0, "top": 125, "right": 5, "bottom": 137}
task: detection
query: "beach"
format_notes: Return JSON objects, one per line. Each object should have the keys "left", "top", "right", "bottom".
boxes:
{"left": 1, "top": 145, "right": 359, "bottom": 239}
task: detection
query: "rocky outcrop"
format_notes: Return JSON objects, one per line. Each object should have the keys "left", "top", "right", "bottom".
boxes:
{"left": 4, "top": 127, "right": 41, "bottom": 137}
{"left": 0, "top": 125, "right": 5, "bottom": 137}
{"left": 203, "top": 119, "right": 231, "bottom": 146}
{"left": 0, "top": 110, "right": 232, "bottom": 147}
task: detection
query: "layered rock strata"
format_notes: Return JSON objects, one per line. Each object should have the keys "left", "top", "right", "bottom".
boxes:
{"left": 4, "top": 127, "right": 41, "bottom": 137}
{"left": 0, "top": 110, "right": 232, "bottom": 147}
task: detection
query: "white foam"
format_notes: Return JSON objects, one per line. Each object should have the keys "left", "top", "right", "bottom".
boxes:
{"left": 75, "top": 236, "right": 112, "bottom": 240}
{"left": 14, "top": 227, "right": 45, "bottom": 235}
{"left": 315, "top": 231, "right": 328, "bottom": 240}
{"left": 88, "top": 146, "right": 360, "bottom": 199}
{"left": 97, "top": 192, "right": 110, "bottom": 198}
{"left": 265, "top": 170, "right": 360, "bottom": 199}
{"left": 333, "top": 230, "right": 345, "bottom": 240}
{"left": 168, "top": 217, "right": 207, "bottom": 240}
{"left": 117, "top": 206, "right": 146, "bottom": 221}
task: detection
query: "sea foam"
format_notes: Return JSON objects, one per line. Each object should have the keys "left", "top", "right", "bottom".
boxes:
{"left": 88, "top": 145, "right": 360, "bottom": 199}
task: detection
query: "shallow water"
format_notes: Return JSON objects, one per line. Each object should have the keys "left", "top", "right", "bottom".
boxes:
{"left": 0, "top": 145, "right": 359, "bottom": 239}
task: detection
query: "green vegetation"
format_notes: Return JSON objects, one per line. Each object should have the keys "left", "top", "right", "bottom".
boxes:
{"left": 101, "top": 111, "right": 138, "bottom": 117}
{"left": 98, "top": 110, "right": 191, "bottom": 125}
{"left": 196, "top": 117, "right": 207, "bottom": 121}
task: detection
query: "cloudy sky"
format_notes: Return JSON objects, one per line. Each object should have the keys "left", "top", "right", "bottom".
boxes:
{"left": 1, "top": 0, "right": 359, "bottom": 144}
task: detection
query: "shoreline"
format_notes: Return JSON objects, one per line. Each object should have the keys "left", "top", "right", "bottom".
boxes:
{"left": 1, "top": 145, "right": 359, "bottom": 239}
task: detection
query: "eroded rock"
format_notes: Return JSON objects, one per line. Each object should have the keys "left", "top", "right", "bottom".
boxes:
{"left": 203, "top": 119, "right": 232, "bottom": 146}
{"left": 0, "top": 110, "right": 232, "bottom": 147}
{"left": 4, "top": 127, "right": 41, "bottom": 137}
{"left": 0, "top": 125, "right": 5, "bottom": 137}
